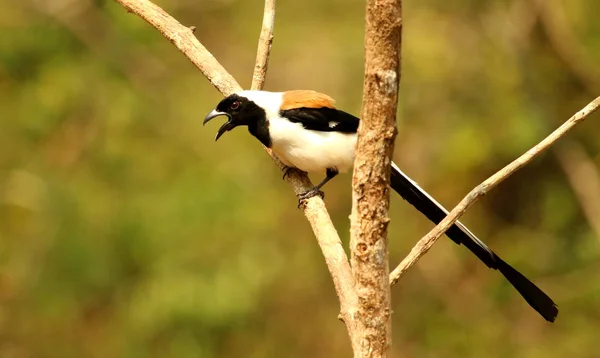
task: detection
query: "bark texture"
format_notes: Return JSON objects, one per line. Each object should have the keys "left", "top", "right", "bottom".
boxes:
{"left": 350, "top": 0, "right": 402, "bottom": 356}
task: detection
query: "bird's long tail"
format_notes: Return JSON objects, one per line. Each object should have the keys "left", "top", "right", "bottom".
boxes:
{"left": 390, "top": 162, "right": 558, "bottom": 322}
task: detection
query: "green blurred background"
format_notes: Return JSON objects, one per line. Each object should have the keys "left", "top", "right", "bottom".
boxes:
{"left": 1, "top": 0, "right": 599, "bottom": 357}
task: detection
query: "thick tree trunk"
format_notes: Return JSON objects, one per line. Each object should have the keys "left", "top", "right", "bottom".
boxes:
{"left": 350, "top": 0, "right": 402, "bottom": 356}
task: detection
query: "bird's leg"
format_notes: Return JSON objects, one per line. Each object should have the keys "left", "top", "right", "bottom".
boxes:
{"left": 297, "top": 168, "right": 339, "bottom": 206}
{"left": 313, "top": 168, "right": 339, "bottom": 192}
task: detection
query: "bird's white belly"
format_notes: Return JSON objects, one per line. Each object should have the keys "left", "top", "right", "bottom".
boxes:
{"left": 268, "top": 118, "right": 357, "bottom": 173}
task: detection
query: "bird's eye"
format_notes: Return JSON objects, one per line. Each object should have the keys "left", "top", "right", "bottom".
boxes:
{"left": 230, "top": 101, "right": 240, "bottom": 110}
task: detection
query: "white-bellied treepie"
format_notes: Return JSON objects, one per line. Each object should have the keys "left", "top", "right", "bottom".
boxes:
{"left": 203, "top": 90, "right": 558, "bottom": 322}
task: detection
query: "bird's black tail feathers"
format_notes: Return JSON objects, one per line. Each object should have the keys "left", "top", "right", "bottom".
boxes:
{"left": 390, "top": 162, "right": 558, "bottom": 322}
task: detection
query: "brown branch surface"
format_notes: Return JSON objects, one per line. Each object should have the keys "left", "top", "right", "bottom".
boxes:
{"left": 251, "top": 0, "right": 276, "bottom": 90}
{"left": 350, "top": 0, "right": 401, "bottom": 355}
{"left": 113, "top": 0, "right": 358, "bottom": 333}
{"left": 390, "top": 96, "right": 600, "bottom": 285}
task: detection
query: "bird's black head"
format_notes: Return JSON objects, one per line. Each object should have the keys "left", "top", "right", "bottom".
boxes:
{"left": 203, "top": 93, "right": 266, "bottom": 141}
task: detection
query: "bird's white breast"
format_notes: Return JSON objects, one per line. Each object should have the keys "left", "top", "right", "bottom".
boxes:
{"left": 267, "top": 115, "right": 357, "bottom": 173}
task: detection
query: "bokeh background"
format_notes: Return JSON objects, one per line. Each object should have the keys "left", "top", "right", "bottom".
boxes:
{"left": 1, "top": 0, "right": 600, "bottom": 357}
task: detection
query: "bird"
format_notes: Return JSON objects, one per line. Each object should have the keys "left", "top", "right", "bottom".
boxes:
{"left": 203, "top": 89, "right": 558, "bottom": 322}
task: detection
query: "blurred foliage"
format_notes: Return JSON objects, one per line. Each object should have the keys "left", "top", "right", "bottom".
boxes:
{"left": 1, "top": 0, "right": 599, "bottom": 357}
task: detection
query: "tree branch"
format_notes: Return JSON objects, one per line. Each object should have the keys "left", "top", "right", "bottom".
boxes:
{"left": 113, "top": 0, "right": 358, "bottom": 333}
{"left": 251, "top": 0, "right": 276, "bottom": 90}
{"left": 350, "top": 0, "right": 401, "bottom": 355}
{"left": 390, "top": 96, "right": 600, "bottom": 285}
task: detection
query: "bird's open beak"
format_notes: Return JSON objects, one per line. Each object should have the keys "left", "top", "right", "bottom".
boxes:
{"left": 203, "top": 110, "right": 234, "bottom": 141}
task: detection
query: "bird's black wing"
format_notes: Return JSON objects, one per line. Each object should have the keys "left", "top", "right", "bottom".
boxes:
{"left": 389, "top": 162, "right": 558, "bottom": 322}
{"left": 279, "top": 108, "right": 359, "bottom": 133}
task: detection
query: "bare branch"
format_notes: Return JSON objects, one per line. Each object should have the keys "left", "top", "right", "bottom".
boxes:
{"left": 113, "top": 0, "right": 357, "bottom": 328}
{"left": 350, "top": 0, "right": 401, "bottom": 355}
{"left": 555, "top": 140, "right": 600, "bottom": 241}
{"left": 251, "top": 0, "right": 276, "bottom": 90}
{"left": 390, "top": 96, "right": 600, "bottom": 285}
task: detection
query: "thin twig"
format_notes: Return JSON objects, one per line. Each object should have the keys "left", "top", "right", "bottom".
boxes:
{"left": 390, "top": 96, "right": 600, "bottom": 285}
{"left": 555, "top": 140, "right": 600, "bottom": 241}
{"left": 113, "top": 0, "right": 357, "bottom": 324}
{"left": 251, "top": 0, "right": 276, "bottom": 90}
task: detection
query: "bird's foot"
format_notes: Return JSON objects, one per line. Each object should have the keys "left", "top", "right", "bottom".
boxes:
{"left": 297, "top": 188, "right": 325, "bottom": 208}
{"left": 282, "top": 166, "right": 294, "bottom": 180}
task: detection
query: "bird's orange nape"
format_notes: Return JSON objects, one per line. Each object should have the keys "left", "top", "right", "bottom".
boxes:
{"left": 281, "top": 90, "right": 336, "bottom": 110}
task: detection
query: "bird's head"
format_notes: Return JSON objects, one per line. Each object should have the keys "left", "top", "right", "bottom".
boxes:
{"left": 204, "top": 90, "right": 337, "bottom": 142}
{"left": 203, "top": 92, "right": 267, "bottom": 141}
